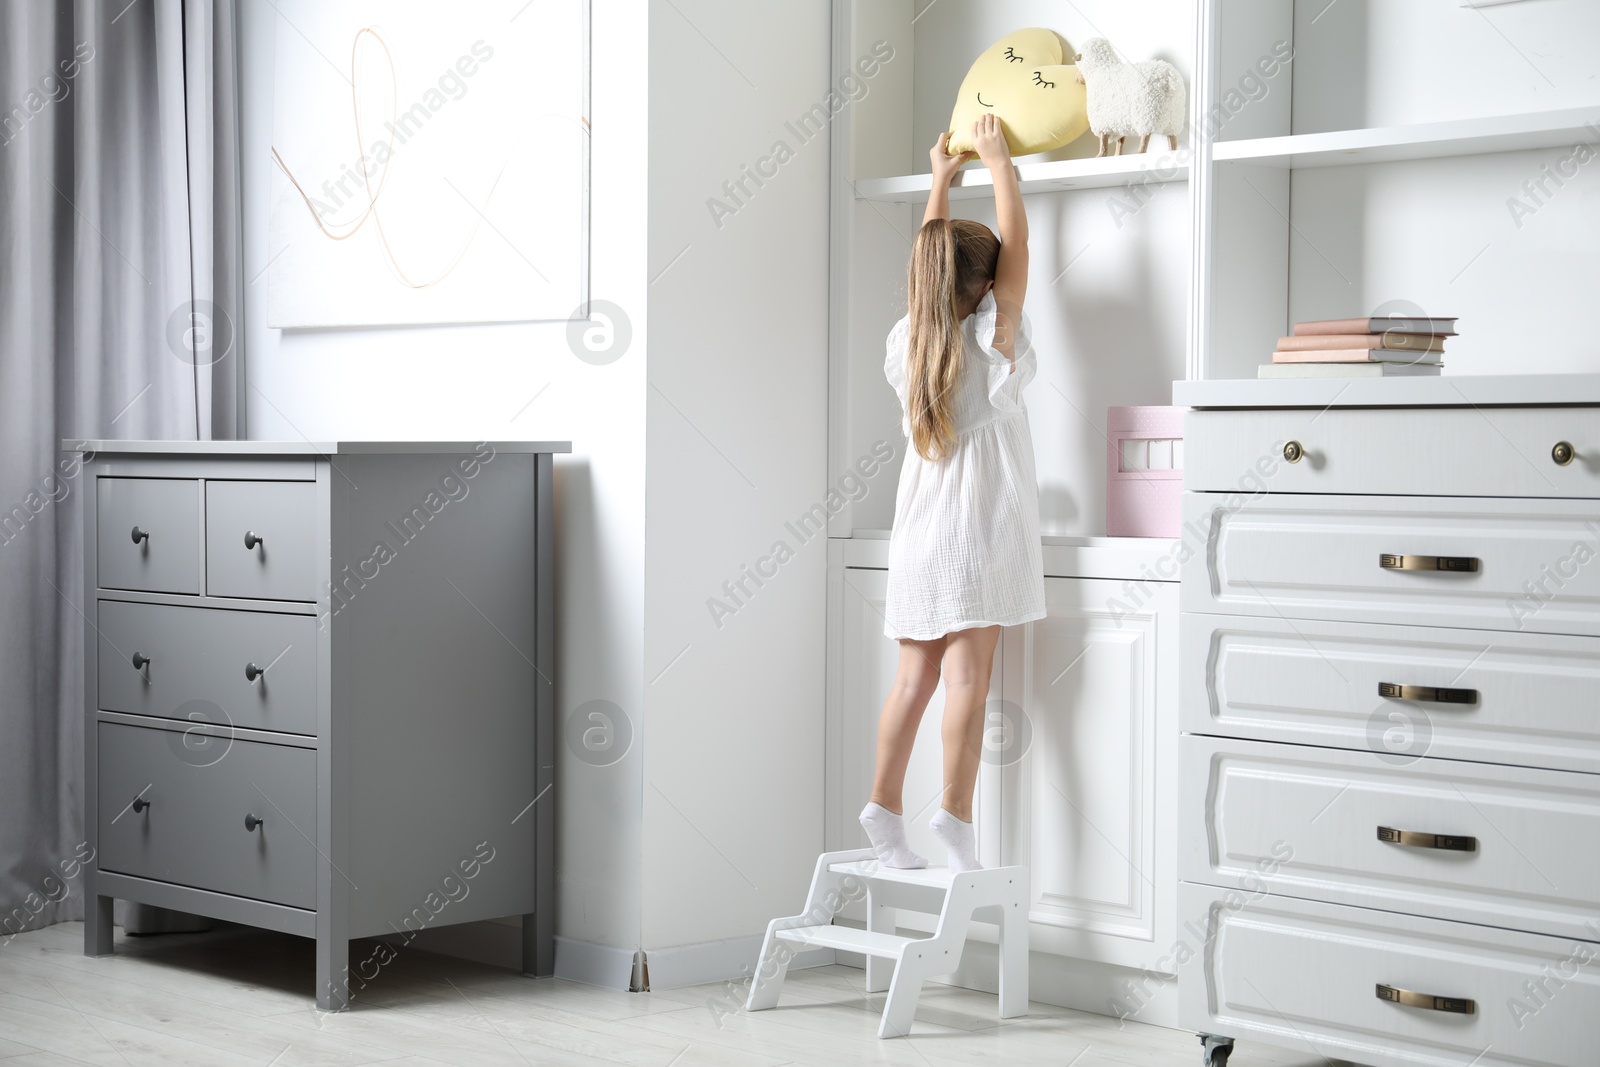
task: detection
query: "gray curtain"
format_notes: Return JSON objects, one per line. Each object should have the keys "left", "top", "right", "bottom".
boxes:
{"left": 0, "top": 0, "right": 242, "bottom": 940}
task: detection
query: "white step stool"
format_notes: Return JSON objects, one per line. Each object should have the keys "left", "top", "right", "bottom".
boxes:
{"left": 745, "top": 848, "right": 1029, "bottom": 1038}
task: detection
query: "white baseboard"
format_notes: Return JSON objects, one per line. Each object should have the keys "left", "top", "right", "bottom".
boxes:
{"left": 643, "top": 933, "right": 831, "bottom": 991}
{"left": 370, "top": 919, "right": 638, "bottom": 992}
{"left": 554, "top": 933, "right": 638, "bottom": 989}
{"left": 834, "top": 940, "right": 1181, "bottom": 1030}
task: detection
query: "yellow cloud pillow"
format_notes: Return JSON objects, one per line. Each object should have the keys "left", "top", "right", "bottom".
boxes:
{"left": 947, "top": 28, "right": 1089, "bottom": 157}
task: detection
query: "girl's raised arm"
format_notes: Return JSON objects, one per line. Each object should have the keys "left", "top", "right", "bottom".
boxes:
{"left": 924, "top": 131, "right": 974, "bottom": 226}
{"left": 971, "top": 114, "right": 1027, "bottom": 363}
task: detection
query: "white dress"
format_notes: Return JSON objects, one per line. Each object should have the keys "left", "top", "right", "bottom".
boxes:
{"left": 883, "top": 291, "right": 1047, "bottom": 641}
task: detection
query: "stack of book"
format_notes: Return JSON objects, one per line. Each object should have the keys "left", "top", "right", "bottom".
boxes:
{"left": 1258, "top": 316, "right": 1457, "bottom": 378}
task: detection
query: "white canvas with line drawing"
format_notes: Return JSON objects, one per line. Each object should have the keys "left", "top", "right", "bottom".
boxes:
{"left": 267, "top": 0, "right": 588, "bottom": 327}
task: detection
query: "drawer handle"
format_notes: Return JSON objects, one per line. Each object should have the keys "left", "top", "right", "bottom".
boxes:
{"left": 1552, "top": 441, "right": 1576, "bottom": 466}
{"left": 244, "top": 662, "right": 264, "bottom": 682}
{"left": 244, "top": 814, "right": 264, "bottom": 832}
{"left": 1377, "top": 682, "right": 1478, "bottom": 705}
{"left": 131, "top": 797, "right": 150, "bottom": 814}
{"left": 1282, "top": 440, "right": 1304, "bottom": 463}
{"left": 1376, "top": 983, "right": 1475, "bottom": 1015}
{"left": 131, "top": 651, "right": 151, "bottom": 671}
{"left": 1377, "top": 826, "right": 1477, "bottom": 852}
{"left": 244, "top": 530, "right": 264, "bottom": 550}
{"left": 130, "top": 525, "right": 149, "bottom": 544}
{"left": 1379, "top": 554, "right": 1480, "bottom": 573}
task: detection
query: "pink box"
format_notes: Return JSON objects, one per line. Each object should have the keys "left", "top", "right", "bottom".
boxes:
{"left": 1106, "top": 406, "right": 1184, "bottom": 538}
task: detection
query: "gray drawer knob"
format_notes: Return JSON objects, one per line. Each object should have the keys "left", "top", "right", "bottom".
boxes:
{"left": 131, "top": 796, "right": 150, "bottom": 814}
{"left": 131, "top": 651, "right": 151, "bottom": 671}
{"left": 1282, "top": 440, "right": 1304, "bottom": 463}
{"left": 244, "top": 814, "right": 264, "bottom": 832}
{"left": 130, "top": 525, "right": 149, "bottom": 544}
{"left": 1553, "top": 441, "right": 1576, "bottom": 466}
{"left": 244, "top": 662, "right": 264, "bottom": 682}
{"left": 244, "top": 531, "right": 264, "bottom": 550}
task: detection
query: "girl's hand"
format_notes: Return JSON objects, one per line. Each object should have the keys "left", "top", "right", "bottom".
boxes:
{"left": 930, "top": 131, "right": 974, "bottom": 185}
{"left": 971, "top": 114, "right": 1012, "bottom": 168}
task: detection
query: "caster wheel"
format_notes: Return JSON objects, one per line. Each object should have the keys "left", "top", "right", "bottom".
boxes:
{"left": 1199, "top": 1034, "right": 1234, "bottom": 1067}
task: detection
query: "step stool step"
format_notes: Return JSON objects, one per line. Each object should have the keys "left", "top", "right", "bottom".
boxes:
{"left": 828, "top": 860, "right": 962, "bottom": 888}
{"left": 828, "top": 859, "right": 1028, "bottom": 889}
{"left": 773, "top": 924, "right": 919, "bottom": 959}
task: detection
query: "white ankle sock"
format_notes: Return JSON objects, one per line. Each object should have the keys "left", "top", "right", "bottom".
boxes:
{"left": 930, "top": 808, "right": 981, "bottom": 873}
{"left": 859, "top": 802, "right": 927, "bottom": 869}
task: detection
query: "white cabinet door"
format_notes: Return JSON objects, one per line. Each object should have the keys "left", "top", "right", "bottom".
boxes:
{"left": 832, "top": 568, "right": 998, "bottom": 865}
{"left": 997, "top": 576, "right": 1179, "bottom": 973}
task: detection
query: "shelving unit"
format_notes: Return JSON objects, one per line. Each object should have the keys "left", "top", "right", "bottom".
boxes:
{"left": 831, "top": 0, "right": 1197, "bottom": 538}
{"left": 1194, "top": 0, "right": 1600, "bottom": 383}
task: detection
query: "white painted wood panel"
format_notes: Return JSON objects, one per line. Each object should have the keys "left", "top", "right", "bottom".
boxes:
{"left": 1181, "top": 492, "right": 1600, "bottom": 636}
{"left": 1185, "top": 407, "right": 1600, "bottom": 499}
{"left": 998, "top": 577, "right": 1178, "bottom": 973}
{"left": 1178, "top": 882, "right": 1600, "bottom": 1067}
{"left": 1181, "top": 734, "right": 1600, "bottom": 942}
{"left": 1181, "top": 611, "right": 1600, "bottom": 775}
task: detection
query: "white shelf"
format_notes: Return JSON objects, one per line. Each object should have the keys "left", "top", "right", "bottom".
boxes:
{"left": 1212, "top": 106, "right": 1600, "bottom": 169}
{"left": 1173, "top": 373, "right": 1600, "bottom": 410}
{"left": 854, "top": 151, "right": 1189, "bottom": 203}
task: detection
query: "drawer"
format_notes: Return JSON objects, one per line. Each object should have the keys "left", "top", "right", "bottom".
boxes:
{"left": 1180, "top": 735, "right": 1600, "bottom": 942}
{"left": 1185, "top": 406, "right": 1600, "bottom": 499}
{"left": 1178, "top": 882, "right": 1600, "bottom": 1067}
{"left": 97, "top": 478, "right": 200, "bottom": 594}
{"left": 1181, "top": 492, "right": 1600, "bottom": 636}
{"left": 1181, "top": 613, "right": 1600, "bottom": 775}
{"left": 205, "top": 480, "right": 319, "bottom": 602}
{"left": 97, "top": 722, "right": 316, "bottom": 909}
{"left": 97, "top": 600, "right": 317, "bottom": 736}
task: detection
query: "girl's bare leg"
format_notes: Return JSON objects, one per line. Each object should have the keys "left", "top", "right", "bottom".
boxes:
{"left": 861, "top": 637, "right": 946, "bottom": 868}
{"left": 868, "top": 637, "right": 946, "bottom": 813}
{"left": 939, "top": 624, "right": 1000, "bottom": 822}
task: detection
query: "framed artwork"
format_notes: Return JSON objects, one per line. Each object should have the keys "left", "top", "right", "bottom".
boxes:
{"left": 268, "top": 0, "right": 589, "bottom": 327}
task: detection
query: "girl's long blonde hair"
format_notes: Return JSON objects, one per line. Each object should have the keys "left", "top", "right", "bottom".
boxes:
{"left": 905, "top": 218, "right": 1001, "bottom": 461}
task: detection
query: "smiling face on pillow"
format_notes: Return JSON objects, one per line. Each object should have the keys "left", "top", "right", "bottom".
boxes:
{"left": 946, "top": 28, "right": 1089, "bottom": 157}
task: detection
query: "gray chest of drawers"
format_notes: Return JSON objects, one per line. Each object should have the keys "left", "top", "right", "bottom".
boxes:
{"left": 1172, "top": 380, "right": 1600, "bottom": 1067}
{"left": 70, "top": 440, "right": 568, "bottom": 1010}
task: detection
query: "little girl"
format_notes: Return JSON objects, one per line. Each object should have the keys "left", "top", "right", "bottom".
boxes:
{"left": 861, "top": 113, "right": 1046, "bottom": 874}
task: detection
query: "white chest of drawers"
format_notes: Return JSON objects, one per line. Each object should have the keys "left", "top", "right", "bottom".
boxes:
{"left": 1172, "top": 379, "right": 1600, "bottom": 1067}
{"left": 71, "top": 440, "right": 567, "bottom": 1010}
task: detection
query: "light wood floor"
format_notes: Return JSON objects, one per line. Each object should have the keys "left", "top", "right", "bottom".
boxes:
{"left": 0, "top": 923, "right": 1336, "bottom": 1066}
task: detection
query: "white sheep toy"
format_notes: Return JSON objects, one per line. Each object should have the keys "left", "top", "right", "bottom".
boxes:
{"left": 1072, "top": 38, "right": 1186, "bottom": 156}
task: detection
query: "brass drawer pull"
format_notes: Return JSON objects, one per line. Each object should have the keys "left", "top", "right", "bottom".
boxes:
{"left": 1376, "top": 983, "right": 1475, "bottom": 1014}
{"left": 1552, "top": 441, "right": 1576, "bottom": 466}
{"left": 1379, "top": 554, "right": 1479, "bottom": 573}
{"left": 1377, "top": 826, "right": 1477, "bottom": 852}
{"left": 1377, "top": 682, "right": 1478, "bottom": 705}
{"left": 1282, "top": 440, "right": 1304, "bottom": 463}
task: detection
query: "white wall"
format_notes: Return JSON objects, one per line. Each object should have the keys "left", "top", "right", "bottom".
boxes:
{"left": 639, "top": 0, "right": 832, "bottom": 978}
{"left": 238, "top": 0, "right": 651, "bottom": 980}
